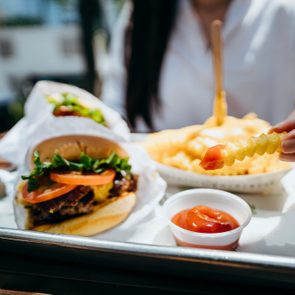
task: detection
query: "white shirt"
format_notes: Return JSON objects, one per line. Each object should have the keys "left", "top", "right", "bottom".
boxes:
{"left": 101, "top": 0, "right": 295, "bottom": 132}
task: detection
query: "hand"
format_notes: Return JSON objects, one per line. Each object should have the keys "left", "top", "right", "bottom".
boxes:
{"left": 270, "top": 111, "right": 295, "bottom": 161}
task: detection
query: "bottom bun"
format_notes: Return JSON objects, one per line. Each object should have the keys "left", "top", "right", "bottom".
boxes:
{"left": 15, "top": 192, "right": 136, "bottom": 236}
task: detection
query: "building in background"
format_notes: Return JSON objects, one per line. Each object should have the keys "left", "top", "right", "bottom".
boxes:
{"left": 0, "top": 0, "right": 121, "bottom": 131}
{"left": 0, "top": 0, "right": 84, "bottom": 105}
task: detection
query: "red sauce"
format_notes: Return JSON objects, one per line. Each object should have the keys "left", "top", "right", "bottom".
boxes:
{"left": 172, "top": 205, "right": 239, "bottom": 234}
{"left": 200, "top": 144, "right": 226, "bottom": 170}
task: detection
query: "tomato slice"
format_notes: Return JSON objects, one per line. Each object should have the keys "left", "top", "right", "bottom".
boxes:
{"left": 53, "top": 106, "right": 81, "bottom": 117}
{"left": 50, "top": 169, "right": 116, "bottom": 186}
{"left": 22, "top": 181, "right": 77, "bottom": 204}
{"left": 200, "top": 144, "right": 226, "bottom": 170}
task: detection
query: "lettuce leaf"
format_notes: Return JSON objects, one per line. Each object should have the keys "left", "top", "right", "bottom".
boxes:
{"left": 47, "top": 92, "right": 107, "bottom": 126}
{"left": 22, "top": 151, "right": 131, "bottom": 192}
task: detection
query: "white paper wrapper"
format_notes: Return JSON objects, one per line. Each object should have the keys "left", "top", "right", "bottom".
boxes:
{"left": 0, "top": 80, "right": 130, "bottom": 165}
{"left": 156, "top": 162, "right": 293, "bottom": 194}
{"left": 13, "top": 118, "right": 166, "bottom": 242}
{"left": 25, "top": 80, "right": 130, "bottom": 138}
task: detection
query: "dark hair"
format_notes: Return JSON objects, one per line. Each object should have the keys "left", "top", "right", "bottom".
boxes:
{"left": 79, "top": 0, "right": 110, "bottom": 93}
{"left": 125, "top": 0, "right": 179, "bottom": 129}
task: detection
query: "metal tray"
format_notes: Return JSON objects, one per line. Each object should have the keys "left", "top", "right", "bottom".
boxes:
{"left": 1, "top": 159, "right": 295, "bottom": 292}
{"left": 0, "top": 227, "right": 295, "bottom": 293}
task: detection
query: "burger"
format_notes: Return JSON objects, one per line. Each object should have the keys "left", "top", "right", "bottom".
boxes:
{"left": 47, "top": 92, "right": 107, "bottom": 127}
{"left": 15, "top": 135, "right": 137, "bottom": 236}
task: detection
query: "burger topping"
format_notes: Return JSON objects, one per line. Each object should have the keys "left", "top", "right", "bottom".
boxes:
{"left": 22, "top": 151, "right": 131, "bottom": 193}
{"left": 22, "top": 181, "right": 77, "bottom": 204}
{"left": 91, "top": 182, "right": 113, "bottom": 202}
{"left": 109, "top": 174, "right": 137, "bottom": 198}
{"left": 47, "top": 92, "right": 107, "bottom": 126}
{"left": 50, "top": 169, "right": 116, "bottom": 186}
{"left": 21, "top": 150, "right": 135, "bottom": 227}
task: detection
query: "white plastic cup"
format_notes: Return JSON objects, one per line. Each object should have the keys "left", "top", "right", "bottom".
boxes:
{"left": 163, "top": 189, "right": 252, "bottom": 250}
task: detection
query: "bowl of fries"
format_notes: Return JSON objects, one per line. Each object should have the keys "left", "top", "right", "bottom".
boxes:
{"left": 142, "top": 114, "right": 292, "bottom": 193}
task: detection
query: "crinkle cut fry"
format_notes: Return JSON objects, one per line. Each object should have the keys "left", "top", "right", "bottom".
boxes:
{"left": 200, "top": 133, "right": 286, "bottom": 170}
{"left": 142, "top": 125, "right": 204, "bottom": 157}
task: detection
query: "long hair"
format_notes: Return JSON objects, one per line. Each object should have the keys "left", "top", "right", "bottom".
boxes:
{"left": 125, "top": 0, "right": 179, "bottom": 129}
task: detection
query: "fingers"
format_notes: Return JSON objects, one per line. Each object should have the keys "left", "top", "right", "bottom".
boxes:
{"left": 270, "top": 120, "right": 295, "bottom": 133}
{"left": 279, "top": 153, "right": 295, "bottom": 162}
{"left": 269, "top": 112, "right": 295, "bottom": 162}
{"left": 282, "top": 138, "right": 295, "bottom": 153}
{"left": 279, "top": 130, "right": 295, "bottom": 161}
{"left": 281, "top": 130, "right": 295, "bottom": 153}
{"left": 284, "top": 129, "right": 295, "bottom": 139}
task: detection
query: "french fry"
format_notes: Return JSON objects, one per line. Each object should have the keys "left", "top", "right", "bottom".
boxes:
{"left": 200, "top": 133, "right": 286, "bottom": 170}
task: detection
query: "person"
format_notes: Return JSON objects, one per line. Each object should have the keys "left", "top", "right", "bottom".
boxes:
{"left": 102, "top": 0, "right": 295, "bottom": 133}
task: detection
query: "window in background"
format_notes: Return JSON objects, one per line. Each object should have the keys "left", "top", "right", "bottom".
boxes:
{"left": 0, "top": 0, "right": 124, "bottom": 132}
{"left": 0, "top": 0, "right": 82, "bottom": 131}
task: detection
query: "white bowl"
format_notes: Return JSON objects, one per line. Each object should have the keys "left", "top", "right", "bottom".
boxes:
{"left": 157, "top": 162, "right": 292, "bottom": 194}
{"left": 163, "top": 189, "right": 252, "bottom": 250}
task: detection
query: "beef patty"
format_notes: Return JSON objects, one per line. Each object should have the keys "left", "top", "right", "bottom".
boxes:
{"left": 27, "top": 174, "right": 137, "bottom": 227}
{"left": 29, "top": 186, "right": 94, "bottom": 227}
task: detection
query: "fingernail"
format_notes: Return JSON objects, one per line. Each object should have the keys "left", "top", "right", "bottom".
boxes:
{"left": 282, "top": 139, "right": 295, "bottom": 153}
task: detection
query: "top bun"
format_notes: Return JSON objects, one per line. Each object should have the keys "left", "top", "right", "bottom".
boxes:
{"left": 29, "top": 135, "right": 128, "bottom": 167}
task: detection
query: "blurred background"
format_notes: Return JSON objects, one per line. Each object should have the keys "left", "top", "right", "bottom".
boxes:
{"left": 0, "top": 0, "right": 123, "bottom": 132}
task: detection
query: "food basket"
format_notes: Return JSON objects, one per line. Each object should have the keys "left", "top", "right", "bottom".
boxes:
{"left": 156, "top": 162, "right": 292, "bottom": 193}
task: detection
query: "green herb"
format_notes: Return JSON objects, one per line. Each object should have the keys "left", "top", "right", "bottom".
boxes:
{"left": 80, "top": 153, "right": 132, "bottom": 174}
{"left": 51, "top": 154, "right": 84, "bottom": 171}
{"left": 21, "top": 150, "right": 53, "bottom": 191}
{"left": 22, "top": 151, "right": 131, "bottom": 192}
{"left": 248, "top": 203, "right": 257, "bottom": 215}
{"left": 47, "top": 92, "right": 107, "bottom": 126}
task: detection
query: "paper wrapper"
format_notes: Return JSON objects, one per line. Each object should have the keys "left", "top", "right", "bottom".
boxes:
{"left": 0, "top": 80, "right": 130, "bottom": 165}
{"left": 13, "top": 118, "right": 166, "bottom": 241}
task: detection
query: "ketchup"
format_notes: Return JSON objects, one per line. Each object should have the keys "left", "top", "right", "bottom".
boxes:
{"left": 200, "top": 144, "right": 226, "bottom": 170}
{"left": 172, "top": 205, "right": 239, "bottom": 234}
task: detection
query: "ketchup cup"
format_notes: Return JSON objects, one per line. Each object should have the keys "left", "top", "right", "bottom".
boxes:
{"left": 163, "top": 189, "right": 252, "bottom": 250}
